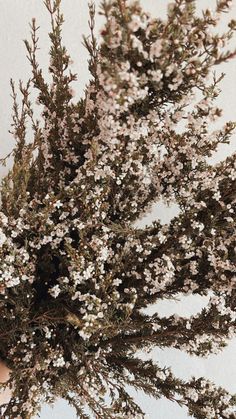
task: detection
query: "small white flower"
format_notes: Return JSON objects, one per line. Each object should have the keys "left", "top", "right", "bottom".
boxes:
{"left": 113, "top": 278, "right": 122, "bottom": 286}
{"left": 152, "top": 323, "right": 161, "bottom": 332}
{"left": 43, "top": 326, "right": 52, "bottom": 339}
{"left": 79, "top": 329, "right": 91, "bottom": 340}
{"left": 213, "top": 191, "right": 221, "bottom": 201}
{"left": 136, "top": 244, "right": 143, "bottom": 253}
{"left": 150, "top": 39, "right": 162, "bottom": 59}
{"left": 156, "top": 370, "right": 166, "bottom": 380}
{"left": 0, "top": 229, "right": 7, "bottom": 247}
{"left": 99, "top": 246, "right": 109, "bottom": 261}
{"left": 157, "top": 231, "right": 166, "bottom": 244}
{"left": 128, "top": 15, "right": 142, "bottom": 32}
{"left": 54, "top": 200, "right": 63, "bottom": 209}
{"left": 53, "top": 354, "right": 65, "bottom": 367}
{"left": 0, "top": 212, "right": 8, "bottom": 226}
{"left": 152, "top": 69, "right": 163, "bottom": 83}
{"left": 185, "top": 388, "right": 199, "bottom": 402}
{"left": 21, "top": 334, "right": 27, "bottom": 343}
{"left": 49, "top": 284, "right": 61, "bottom": 298}
{"left": 186, "top": 321, "right": 191, "bottom": 330}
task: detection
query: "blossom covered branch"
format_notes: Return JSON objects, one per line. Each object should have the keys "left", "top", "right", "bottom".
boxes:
{"left": 0, "top": 0, "right": 235, "bottom": 418}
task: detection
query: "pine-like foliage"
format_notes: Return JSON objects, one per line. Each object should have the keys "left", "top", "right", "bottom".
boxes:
{"left": 0, "top": 0, "right": 236, "bottom": 417}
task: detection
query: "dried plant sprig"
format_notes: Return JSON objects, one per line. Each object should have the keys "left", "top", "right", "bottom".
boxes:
{"left": 0, "top": 1, "right": 235, "bottom": 418}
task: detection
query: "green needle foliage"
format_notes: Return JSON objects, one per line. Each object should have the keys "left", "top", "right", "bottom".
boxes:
{"left": 0, "top": 0, "right": 236, "bottom": 417}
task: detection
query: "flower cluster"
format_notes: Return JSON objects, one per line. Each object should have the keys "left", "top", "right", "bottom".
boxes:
{"left": 0, "top": 0, "right": 235, "bottom": 418}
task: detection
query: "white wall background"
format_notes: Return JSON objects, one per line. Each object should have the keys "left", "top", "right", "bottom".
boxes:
{"left": 0, "top": 1, "right": 236, "bottom": 418}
